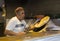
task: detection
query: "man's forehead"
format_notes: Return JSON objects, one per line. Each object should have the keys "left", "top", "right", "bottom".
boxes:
{"left": 19, "top": 10, "right": 24, "bottom": 13}
{"left": 17, "top": 10, "right": 25, "bottom": 15}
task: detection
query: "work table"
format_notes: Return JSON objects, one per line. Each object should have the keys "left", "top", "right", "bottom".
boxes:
{"left": 0, "top": 31, "right": 60, "bottom": 41}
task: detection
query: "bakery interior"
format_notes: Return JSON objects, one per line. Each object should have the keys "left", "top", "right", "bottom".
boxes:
{"left": 0, "top": 0, "right": 60, "bottom": 41}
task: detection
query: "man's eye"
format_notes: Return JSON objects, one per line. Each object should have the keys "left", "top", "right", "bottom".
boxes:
{"left": 22, "top": 13, "right": 24, "bottom": 14}
{"left": 22, "top": 13, "right": 23, "bottom": 14}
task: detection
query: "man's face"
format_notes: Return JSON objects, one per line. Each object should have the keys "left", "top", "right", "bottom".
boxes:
{"left": 17, "top": 10, "right": 25, "bottom": 20}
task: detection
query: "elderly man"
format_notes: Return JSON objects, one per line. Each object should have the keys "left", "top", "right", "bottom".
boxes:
{"left": 5, "top": 7, "right": 28, "bottom": 36}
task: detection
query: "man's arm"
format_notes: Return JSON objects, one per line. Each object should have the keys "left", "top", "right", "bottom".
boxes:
{"left": 5, "top": 19, "right": 26, "bottom": 36}
{"left": 4, "top": 30, "right": 26, "bottom": 36}
{"left": 4, "top": 30, "right": 17, "bottom": 36}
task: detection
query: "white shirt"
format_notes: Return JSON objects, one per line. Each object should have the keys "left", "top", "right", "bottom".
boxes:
{"left": 6, "top": 16, "right": 28, "bottom": 33}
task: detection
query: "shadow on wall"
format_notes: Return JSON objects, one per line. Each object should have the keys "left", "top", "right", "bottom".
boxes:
{"left": 0, "top": 7, "right": 6, "bottom": 37}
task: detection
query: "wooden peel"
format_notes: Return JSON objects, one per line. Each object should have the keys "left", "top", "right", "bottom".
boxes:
{"left": 29, "top": 16, "right": 50, "bottom": 32}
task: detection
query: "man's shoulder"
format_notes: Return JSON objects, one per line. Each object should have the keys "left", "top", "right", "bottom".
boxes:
{"left": 9, "top": 16, "right": 18, "bottom": 22}
{"left": 10, "top": 16, "right": 17, "bottom": 20}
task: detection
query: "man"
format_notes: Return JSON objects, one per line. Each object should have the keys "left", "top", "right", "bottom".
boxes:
{"left": 5, "top": 7, "right": 28, "bottom": 36}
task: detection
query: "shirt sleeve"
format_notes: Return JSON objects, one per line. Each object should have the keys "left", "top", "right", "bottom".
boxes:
{"left": 6, "top": 19, "right": 15, "bottom": 31}
{"left": 26, "top": 24, "right": 29, "bottom": 28}
{"left": 23, "top": 20, "right": 29, "bottom": 28}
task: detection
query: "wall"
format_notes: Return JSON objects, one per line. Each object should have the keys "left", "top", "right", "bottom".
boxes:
{"left": 5, "top": 0, "right": 60, "bottom": 19}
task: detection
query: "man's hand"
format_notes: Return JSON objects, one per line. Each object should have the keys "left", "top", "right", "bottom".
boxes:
{"left": 16, "top": 32, "right": 26, "bottom": 36}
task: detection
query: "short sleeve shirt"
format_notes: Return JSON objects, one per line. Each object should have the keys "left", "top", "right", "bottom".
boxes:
{"left": 6, "top": 16, "right": 28, "bottom": 33}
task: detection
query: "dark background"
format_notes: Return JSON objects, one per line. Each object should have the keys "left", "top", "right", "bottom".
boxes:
{"left": 5, "top": 0, "right": 60, "bottom": 19}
